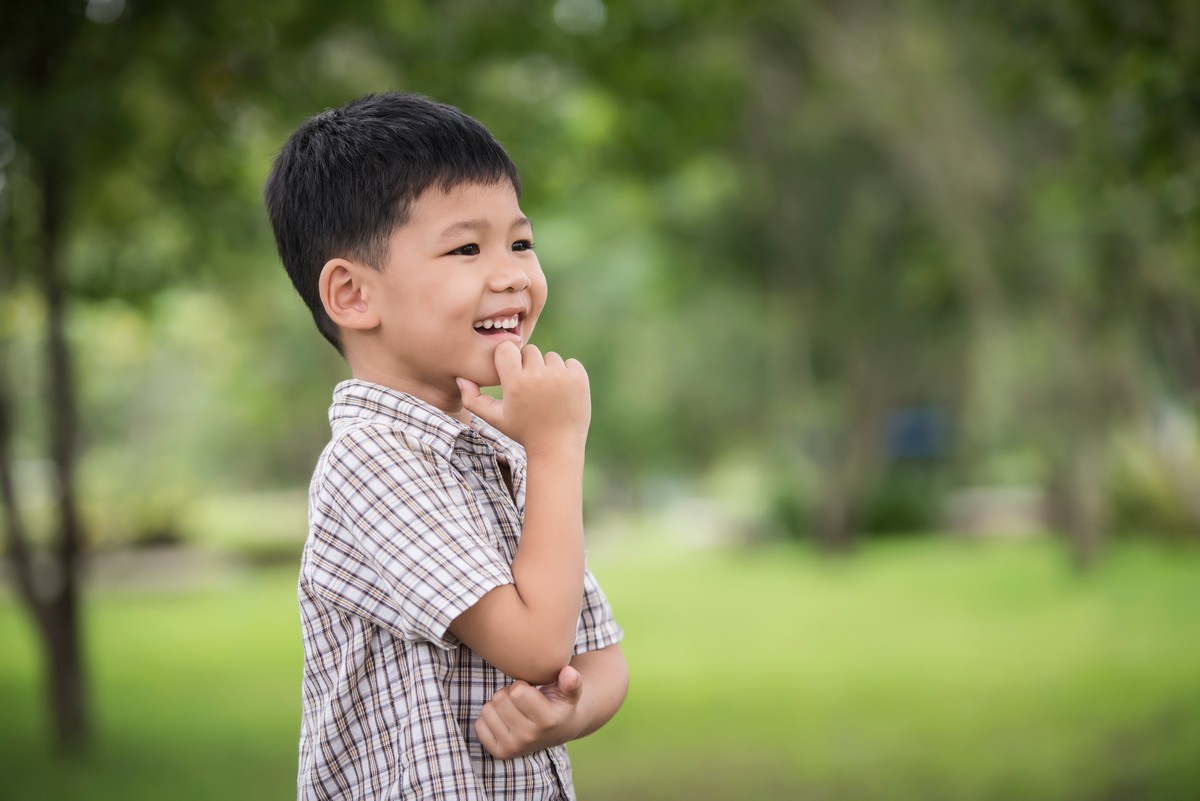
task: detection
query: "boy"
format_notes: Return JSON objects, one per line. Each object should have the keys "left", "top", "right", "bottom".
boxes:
{"left": 264, "top": 92, "right": 628, "bottom": 800}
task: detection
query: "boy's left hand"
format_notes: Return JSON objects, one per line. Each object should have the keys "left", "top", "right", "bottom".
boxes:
{"left": 475, "top": 665, "right": 584, "bottom": 760}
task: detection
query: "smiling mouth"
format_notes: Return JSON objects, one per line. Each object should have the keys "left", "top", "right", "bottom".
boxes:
{"left": 473, "top": 313, "right": 522, "bottom": 338}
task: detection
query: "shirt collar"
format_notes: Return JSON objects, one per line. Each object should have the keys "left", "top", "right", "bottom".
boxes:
{"left": 329, "top": 379, "right": 523, "bottom": 464}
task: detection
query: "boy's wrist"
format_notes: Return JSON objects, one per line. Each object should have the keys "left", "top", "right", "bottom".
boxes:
{"left": 523, "top": 440, "right": 586, "bottom": 467}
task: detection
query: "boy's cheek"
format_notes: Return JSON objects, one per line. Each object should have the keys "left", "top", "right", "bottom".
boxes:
{"left": 527, "top": 275, "right": 548, "bottom": 332}
{"left": 522, "top": 310, "right": 543, "bottom": 345}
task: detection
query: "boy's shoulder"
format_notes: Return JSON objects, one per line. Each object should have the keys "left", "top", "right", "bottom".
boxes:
{"left": 312, "top": 382, "right": 462, "bottom": 500}
{"left": 314, "top": 417, "right": 438, "bottom": 498}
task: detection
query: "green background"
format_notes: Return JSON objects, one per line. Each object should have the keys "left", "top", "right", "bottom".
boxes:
{"left": 3, "top": 0, "right": 1200, "bottom": 798}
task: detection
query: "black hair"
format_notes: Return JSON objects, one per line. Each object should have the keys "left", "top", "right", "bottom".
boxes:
{"left": 264, "top": 92, "right": 521, "bottom": 352}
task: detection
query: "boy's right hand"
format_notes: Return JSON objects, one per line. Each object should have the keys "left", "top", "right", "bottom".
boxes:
{"left": 457, "top": 341, "right": 590, "bottom": 456}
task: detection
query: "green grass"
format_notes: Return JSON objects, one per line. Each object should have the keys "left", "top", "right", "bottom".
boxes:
{"left": 0, "top": 571, "right": 302, "bottom": 800}
{"left": 2, "top": 535, "right": 1199, "bottom": 800}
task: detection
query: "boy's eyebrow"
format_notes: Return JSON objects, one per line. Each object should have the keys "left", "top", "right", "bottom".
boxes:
{"left": 438, "top": 216, "right": 532, "bottom": 240}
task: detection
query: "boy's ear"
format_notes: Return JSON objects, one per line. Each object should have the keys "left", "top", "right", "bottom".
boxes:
{"left": 319, "top": 258, "right": 380, "bottom": 331}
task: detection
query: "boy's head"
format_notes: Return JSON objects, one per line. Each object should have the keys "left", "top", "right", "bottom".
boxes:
{"left": 264, "top": 92, "right": 524, "bottom": 354}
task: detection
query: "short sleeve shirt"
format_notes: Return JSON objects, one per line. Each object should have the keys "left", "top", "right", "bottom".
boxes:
{"left": 298, "top": 379, "right": 623, "bottom": 800}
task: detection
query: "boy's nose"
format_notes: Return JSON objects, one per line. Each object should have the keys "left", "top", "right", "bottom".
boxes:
{"left": 489, "top": 258, "right": 532, "bottom": 293}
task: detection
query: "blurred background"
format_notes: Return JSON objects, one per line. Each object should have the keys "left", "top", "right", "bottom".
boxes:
{"left": 2, "top": 0, "right": 1199, "bottom": 799}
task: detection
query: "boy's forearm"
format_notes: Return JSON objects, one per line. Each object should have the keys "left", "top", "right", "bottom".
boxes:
{"left": 448, "top": 444, "right": 587, "bottom": 684}
{"left": 568, "top": 644, "right": 629, "bottom": 740}
{"left": 509, "top": 446, "right": 586, "bottom": 661}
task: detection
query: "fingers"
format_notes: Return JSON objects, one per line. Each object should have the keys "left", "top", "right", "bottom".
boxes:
{"left": 476, "top": 684, "right": 531, "bottom": 760}
{"left": 479, "top": 698, "right": 515, "bottom": 752}
{"left": 503, "top": 343, "right": 581, "bottom": 378}
{"left": 493, "top": 344, "right": 571, "bottom": 391}
{"left": 494, "top": 341, "right": 523, "bottom": 385}
{"left": 456, "top": 377, "right": 500, "bottom": 419}
{"left": 472, "top": 342, "right": 589, "bottom": 448}
{"left": 518, "top": 343, "right": 541, "bottom": 370}
{"left": 474, "top": 711, "right": 510, "bottom": 760}
{"left": 517, "top": 345, "right": 572, "bottom": 372}
{"left": 456, "top": 377, "right": 480, "bottom": 405}
{"left": 493, "top": 681, "right": 551, "bottom": 725}
{"left": 505, "top": 681, "right": 557, "bottom": 723}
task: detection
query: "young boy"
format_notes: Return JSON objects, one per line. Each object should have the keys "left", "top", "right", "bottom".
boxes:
{"left": 264, "top": 92, "right": 627, "bottom": 800}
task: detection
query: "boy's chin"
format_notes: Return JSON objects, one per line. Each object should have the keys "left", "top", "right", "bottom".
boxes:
{"left": 462, "top": 369, "right": 501, "bottom": 390}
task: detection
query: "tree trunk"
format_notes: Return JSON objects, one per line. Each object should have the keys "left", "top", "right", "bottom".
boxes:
{"left": 36, "top": 151, "right": 90, "bottom": 753}
{"left": 43, "top": 592, "right": 88, "bottom": 752}
{"left": 1047, "top": 436, "right": 1107, "bottom": 573}
{"left": 813, "top": 376, "right": 883, "bottom": 555}
{"left": 815, "top": 482, "right": 856, "bottom": 554}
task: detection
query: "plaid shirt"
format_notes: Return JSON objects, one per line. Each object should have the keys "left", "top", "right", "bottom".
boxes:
{"left": 298, "top": 380, "right": 623, "bottom": 800}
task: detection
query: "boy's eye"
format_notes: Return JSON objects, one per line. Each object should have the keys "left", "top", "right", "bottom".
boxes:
{"left": 449, "top": 243, "right": 480, "bottom": 256}
{"left": 512, "top": 240, "right": 535, "bottom": 252}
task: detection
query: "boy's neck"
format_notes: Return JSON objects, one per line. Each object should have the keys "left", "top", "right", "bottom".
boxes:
{"left": 348, "top": 359, "right": 472, "bottom": 424}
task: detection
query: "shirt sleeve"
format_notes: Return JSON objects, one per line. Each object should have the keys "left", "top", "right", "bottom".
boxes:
{"left": 574, "top": 563, "right": 624, "bottom": 654}
{"left": 304, "top": 423, "right": 513, "bottom": 648}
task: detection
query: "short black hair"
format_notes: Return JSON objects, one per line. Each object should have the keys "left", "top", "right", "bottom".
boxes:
{"left": 264, "top": 92, "right": 521, "bottom": 352}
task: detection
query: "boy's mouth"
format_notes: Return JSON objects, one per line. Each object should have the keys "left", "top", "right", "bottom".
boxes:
{"left": 473, "top": 313, "right": 522, "bottom": 339}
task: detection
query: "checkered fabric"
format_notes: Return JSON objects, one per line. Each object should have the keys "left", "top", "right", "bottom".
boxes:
{"left": 297, "top": 379, "right": 623, "bottom": 800}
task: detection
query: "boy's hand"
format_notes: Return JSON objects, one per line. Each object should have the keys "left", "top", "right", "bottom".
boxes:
{"left": 474, "top": 666, "right": 585, "bottom": 760}
{"left": 457, "top": 342, "right": 590, "bottom": 456}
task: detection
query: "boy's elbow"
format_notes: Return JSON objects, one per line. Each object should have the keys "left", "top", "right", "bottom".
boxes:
{"left": 509, "top": 644, "right": 573, "bottom": 686}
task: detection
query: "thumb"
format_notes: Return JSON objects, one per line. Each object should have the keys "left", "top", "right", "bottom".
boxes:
{"left": 556, "top": 666, "right": 583, "bottom": 704}
{"left": 457, "top": 378, "right": 502, "bottom": 422}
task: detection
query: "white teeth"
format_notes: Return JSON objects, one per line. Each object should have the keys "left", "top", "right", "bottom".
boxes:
{"left": 474, "top": 315, "right": 519, "bottom": 331}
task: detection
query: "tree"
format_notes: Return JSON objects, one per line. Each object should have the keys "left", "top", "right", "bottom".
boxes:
{"left": 2, "top": 1, "right": 98, "bottom": 752}
{"left": 0, "top": 0, "right": 274, "bottom": 751}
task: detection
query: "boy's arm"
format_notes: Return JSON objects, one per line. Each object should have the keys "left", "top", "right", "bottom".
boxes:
{"left": 449, "top": 342, "right": 590, "bottom": 686}
{"left": 474, "top": 643, "right": 629, "bottom": 760}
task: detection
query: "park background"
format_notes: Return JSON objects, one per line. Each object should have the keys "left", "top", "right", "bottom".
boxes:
{"left": 2, "top": 0, "right": 1199, "bottom": 799}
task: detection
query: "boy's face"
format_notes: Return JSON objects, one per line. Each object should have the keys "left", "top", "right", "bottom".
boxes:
{"left": 364, "top": 180, "right": 547, "bottom": 400}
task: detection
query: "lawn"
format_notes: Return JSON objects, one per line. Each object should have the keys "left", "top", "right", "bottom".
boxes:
{"left": 1, "top": 532, "right": 1198, "bottom": 800}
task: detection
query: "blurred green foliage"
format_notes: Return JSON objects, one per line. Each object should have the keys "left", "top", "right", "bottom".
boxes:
{"left": 2, "top": 535, "right": 1199, "bottom": 800}
{"left": 3, "top": 0, "right": 1199, "bottom": 555}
